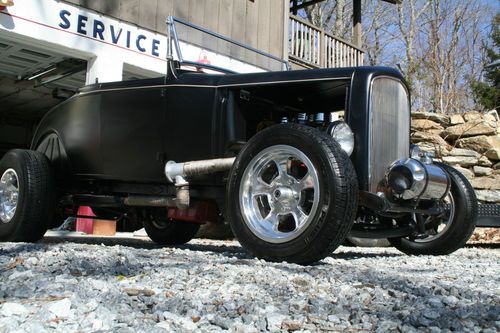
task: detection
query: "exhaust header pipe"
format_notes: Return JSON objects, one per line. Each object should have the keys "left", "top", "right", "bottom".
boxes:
{"left": 386, "top": 159, "right": 450, "bottom": 201}
{"left": 165, "top": 157, "right": 236, "bottom": 209}
{"left": 165, "top": 157, "right": 236, "bottom": 183}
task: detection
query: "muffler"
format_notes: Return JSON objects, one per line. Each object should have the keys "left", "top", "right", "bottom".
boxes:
{"left": 385, "top": 159, "right": 451, "bottom": 201}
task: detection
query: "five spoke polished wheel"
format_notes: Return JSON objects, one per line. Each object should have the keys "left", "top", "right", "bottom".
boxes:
{"left": 239, "top": 145, "right": 320, "bottom": 243}
{"left": 0, "top": 169, "right": 19, "bottom": 224}
{"left": 227, "top": 123, "right": 359, "bottom": 264}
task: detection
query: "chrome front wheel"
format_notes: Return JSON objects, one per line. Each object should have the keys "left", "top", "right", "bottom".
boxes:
{"left": 227, "top": 124, "right": 359, "bottom": 264}
{"left": 239, "top": 145, "right": 320, "bottom": 243}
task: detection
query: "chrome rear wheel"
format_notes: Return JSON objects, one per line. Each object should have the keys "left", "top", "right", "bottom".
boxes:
{"left": 0, "top": 149, "right": 55, "bottom": 242}
{"left": 0, "top": 169, "right": 19, "bottom": 224}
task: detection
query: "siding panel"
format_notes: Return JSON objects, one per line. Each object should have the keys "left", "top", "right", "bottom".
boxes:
{"left": 269, "top": 0, "right": 284, "bottom": 60}
{"left": 79, "top": 0, "right": 102, "bottom": 12}
{"left": 173, "top": 0, "right": 190, "bottom": 42}
{"left": 119, "top": 0, "right": 140, "bottom": 24}
{"left": 155, "top": 0, "right": 173, "bottom": 32}
{"left": 217, "top": 0, "right": 233, "bottom": 56}
{"left": 139, "top": 0, "right": 158, "bottom": 31}
{"left": 188, "top": 0, "right": 205, "bottom": 47}
{"left": 102, "top": 1, "right": 120, "bottom": 18}
{"left": 230, "top": 0, "right": 246, "bottom": 60}
{"left": 257, "top": 0, "right": 271, "bottom": 68}
{"left": 244, "top": 0, "right": 259, "bottom": 65}
{"left": 203, "top": 0, "right": 220, "bottom": 51}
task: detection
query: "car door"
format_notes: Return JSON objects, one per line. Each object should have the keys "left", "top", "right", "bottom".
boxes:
{"left": 100, "top": 83, "right": 166, "bottom": 182}
{"left": 163, "top": 85, "right": 217, "bottom": 163}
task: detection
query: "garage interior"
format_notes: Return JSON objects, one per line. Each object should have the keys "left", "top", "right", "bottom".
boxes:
{"left": 0, "top": 38, "right": 149, "bottom": 158}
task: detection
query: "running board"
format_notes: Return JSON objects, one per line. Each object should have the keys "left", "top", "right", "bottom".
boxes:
{"left": 477, "top": 204, "right": 500, "bottom": 227}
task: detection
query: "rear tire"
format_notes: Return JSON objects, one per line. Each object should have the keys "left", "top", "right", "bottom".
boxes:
{"left": 142, "top": 208, "right": 200, "bottom": 245}
{"left": 227, "top": 124, "right": 358, "bottom": 264}
{"left": 0, "top": 149, "right": 55, "bottom": 242}
{"left": 389, "top": 163, "right": 477, "bottom": 255}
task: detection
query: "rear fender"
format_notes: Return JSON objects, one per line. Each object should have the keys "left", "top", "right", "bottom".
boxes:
{"left": 34, "top": 132, "right": 72, "bottom": 178}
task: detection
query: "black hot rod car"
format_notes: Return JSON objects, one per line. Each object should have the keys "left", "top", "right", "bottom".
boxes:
{"left": 0, "top": 61, "right": 477, "bottom": 264}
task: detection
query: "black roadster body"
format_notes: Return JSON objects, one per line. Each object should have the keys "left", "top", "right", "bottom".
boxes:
{"left": 0, "top": 64, "right": 478, "bottom": 264}
{"left": 32, "top": 67, "right": 384, "bottom": 187}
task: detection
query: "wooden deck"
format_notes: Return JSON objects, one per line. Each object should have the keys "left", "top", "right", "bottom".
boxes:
{"left": 288, "top": 15, "right": 364, "bottom": 69}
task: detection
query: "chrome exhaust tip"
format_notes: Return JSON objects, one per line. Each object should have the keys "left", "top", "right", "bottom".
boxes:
{"left": 385, "top": 159, "right": 450, "bottom": 201}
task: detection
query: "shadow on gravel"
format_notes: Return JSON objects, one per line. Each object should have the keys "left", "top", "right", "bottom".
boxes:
{"left": 0, "top": 243, "right": 45, "bottom": 257}
{"left": 41, "top": 235, "right": 249, "bottom": 257}
{"left": 332, "top": 251, "right": 403, "bottom": 259}
{"left": 39, "top": 236, "right": 409, "bottom": 265}
{"left": 41, "top": 236, "right": 164, "bottom": 250}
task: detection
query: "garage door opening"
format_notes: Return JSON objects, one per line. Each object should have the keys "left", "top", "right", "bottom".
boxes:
{"left": 0, "top": 38, "right": 88, "bottom": 157}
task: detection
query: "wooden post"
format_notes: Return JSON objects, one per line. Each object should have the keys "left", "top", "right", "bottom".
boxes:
{"left": 320, "top": 27, "right": 325, "bottom": 67}
{"left": 353, "top": 0, "right": 362, "bottom": 48}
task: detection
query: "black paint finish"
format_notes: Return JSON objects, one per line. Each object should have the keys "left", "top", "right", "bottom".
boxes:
{"left": 31, "top": 66, "right": 407, "bottom": 195}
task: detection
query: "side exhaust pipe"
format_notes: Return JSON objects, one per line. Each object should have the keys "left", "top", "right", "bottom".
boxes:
{"left": 165, "top": 157, "right": 236, "bottom": 209}
{"left": 165, "top": 158, "right": 236, "bottom": 181}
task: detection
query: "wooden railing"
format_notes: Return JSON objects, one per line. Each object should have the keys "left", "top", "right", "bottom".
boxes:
{"left": 289, "top": 15, "right": 364, "bottom": 69}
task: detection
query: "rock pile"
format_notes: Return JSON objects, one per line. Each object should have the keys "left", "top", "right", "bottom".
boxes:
{"left": 411, "top": 110, "right": 500, "bottom": 203}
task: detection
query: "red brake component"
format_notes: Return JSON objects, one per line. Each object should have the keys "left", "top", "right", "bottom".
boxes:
{"left": 168, "top": 201, "right": 218, "bottom": 224}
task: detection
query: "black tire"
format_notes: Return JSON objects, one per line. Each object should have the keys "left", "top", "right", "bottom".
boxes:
{"left": 226, "top": 123, "right": 358, "bottom": 264}
{"left": 389, "top": 163, "right": 478, "bottom": 255}
{"left": 143, "top": 209, "right": 200, "bottom": 245}
{"left": 0, "top": 149, "right": 55, "bottom": 242}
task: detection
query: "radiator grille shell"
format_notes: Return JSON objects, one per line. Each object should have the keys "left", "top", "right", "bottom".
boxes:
{"left": 369, "top": 77, "right": 410, "bottom": 193}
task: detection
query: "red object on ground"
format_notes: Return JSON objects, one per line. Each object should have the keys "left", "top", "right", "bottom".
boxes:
{"left": 168, "top": 201, "right": 217, "bottom": 224}
{"left": 76, "top": 206, "right": 95, "bottom": 234}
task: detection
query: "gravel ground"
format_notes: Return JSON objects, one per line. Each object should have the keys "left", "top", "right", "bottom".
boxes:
{"left": 0, "top": 235, "right": 498, "bottom": 333}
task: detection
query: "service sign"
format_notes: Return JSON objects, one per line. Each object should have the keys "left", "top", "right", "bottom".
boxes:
{"left": 57, "top": 9, "right": 164, "bottom": 58}
{"left": 0, "top": 0, "right": 168, "bottom": 60}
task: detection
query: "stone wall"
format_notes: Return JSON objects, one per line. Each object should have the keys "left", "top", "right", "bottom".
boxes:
{"left": 411, "top": 110, "right": 500, "bottom": 203}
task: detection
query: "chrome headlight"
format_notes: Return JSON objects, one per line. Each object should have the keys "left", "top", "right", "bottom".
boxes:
{"left": 327, "top": 121, "right": 354, "bottom": 156}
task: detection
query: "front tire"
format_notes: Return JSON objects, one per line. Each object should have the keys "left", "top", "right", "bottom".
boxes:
{"left": 389, "top": 163, "right": 477, "bottom": 255}
{"left": 227, "top": 124, "right": 358, "bottom": 264}
{"left": 0, "top": 149, "right": 55, "bottom": 242}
